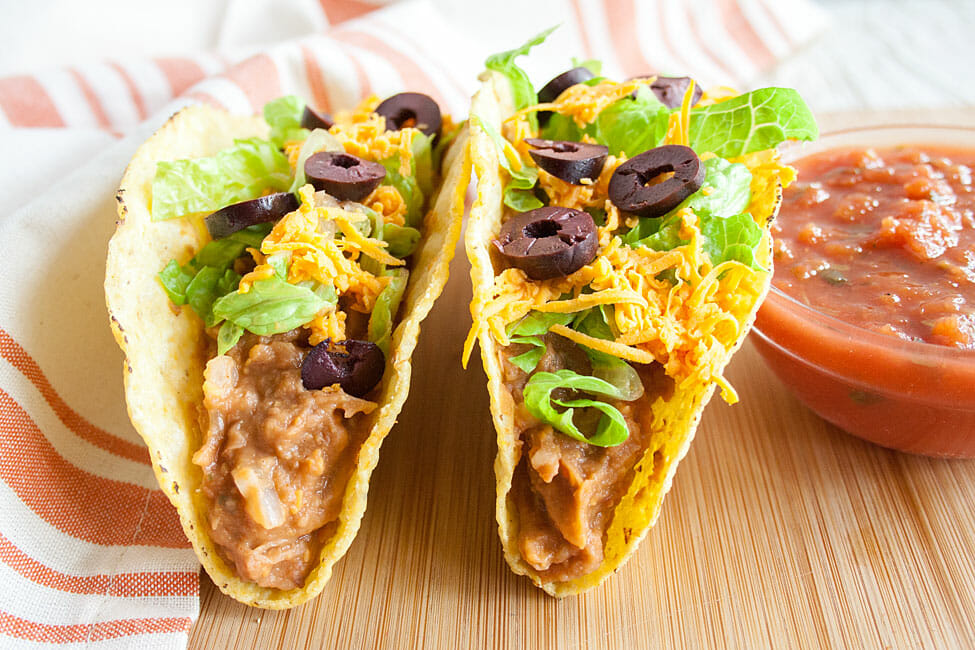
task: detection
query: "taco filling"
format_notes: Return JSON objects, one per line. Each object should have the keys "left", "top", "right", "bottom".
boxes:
{"left": 465, "top": 30, "right": 817, "bottom": 592}
{"left": 152, "top": 94, "right": 459, "bottom": 589}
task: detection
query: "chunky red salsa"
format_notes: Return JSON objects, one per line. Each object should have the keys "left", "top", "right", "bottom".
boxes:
{"left": 773, "top": 145, "right": 975, "bottom": 348}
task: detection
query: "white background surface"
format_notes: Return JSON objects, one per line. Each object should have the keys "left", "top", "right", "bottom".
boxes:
{"left": 0, "top": 0, "right": 973, "bottom": 112}
{"left": 0, "top": 0, "right": 971, "bottom": 231}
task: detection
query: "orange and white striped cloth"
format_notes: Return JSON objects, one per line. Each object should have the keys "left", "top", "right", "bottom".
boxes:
{"left": 0, "top": 0, "right": 826, "bottom": 647}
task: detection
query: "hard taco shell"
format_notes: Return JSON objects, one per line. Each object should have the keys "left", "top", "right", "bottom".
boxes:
{"left": 106, "top": 103, "right": 470, "bottom": 608}
{"left": 466, "top": 71, "right": 779, "bottom": 597}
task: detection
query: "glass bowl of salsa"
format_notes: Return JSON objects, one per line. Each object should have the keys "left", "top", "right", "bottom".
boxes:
{"left": 752, "top": 124, "right": 975, "bottom": 457}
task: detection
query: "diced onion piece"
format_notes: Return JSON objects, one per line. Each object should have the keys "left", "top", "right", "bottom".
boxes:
{"left": 232, "top": 458, "right": 286, "bottom": 530}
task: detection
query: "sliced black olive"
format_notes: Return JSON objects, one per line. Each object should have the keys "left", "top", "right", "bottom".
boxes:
{"left": 608, "top": 145, "right": 705, "bottom": 218}
{"left": 493, "top": 206, "right": 598, "bottom": 280}
{"left": 301, "top": 105, "right": 334, "bottom": 131}
{"left": 204, "top": 193, "right": 299, "bottom": 239}
{"left": 628, "top": 75, "right": 703, "bottom": 109}
{"left": 525, "top": 138, "right": 609, "bottom": 185}
{"left": 537, "top": 67, "right": 595, "bottom": 127}
{"left": 375, "top": 92, "right": 442, "bottom": 138}
{"left": 301, "top": 338, "right": 385, "bottom": 397}
{"left": 304, "top": 151, "right": 386, "bottom": 202}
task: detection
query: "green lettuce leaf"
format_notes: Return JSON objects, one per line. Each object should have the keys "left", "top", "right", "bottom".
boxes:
{"left": 539, "top": 112, "right": 589, "bottom": 142}
{"left": 484, "top": 26, "right": 557, "bottom": 131}
{"left": 157, "top": 259, "right": 195, "bottom": 305}
{"left": 217, "top": 321, "right": 244, "bottom": 355}
{"left": 472, "top": 115, "right": 542, "bottom": 212}
{"left": 211, "top": 275, "right": 336, "bottom": 335}
{"left": 382, "top": 224, "right": 421, "bottom": 258}
{"left": 688, "top": 87, "right": 818, "bottom": 158}
{"left": 622, "top": 213, "right": 685, "bottom": 252}
{"left": 572, "top": 307, "right": 644, "bottom": 401}
{"left": 368, "top": 269, "right": 409, "bottom": 355}
{"left": 267, "top": 252, "right": 290, "bottom": 280}
{"left": 685, "top": 157, "right": 752, "bottom": 217}
{"left": 593, "top": 87, "right": 670, "bottom": 157}
{"left": 506, "top": 311, "right": 575, "bottom": 373}
{"left": 700, "top": 212, "right": 765, "bottom": 270}
{"left": 185, "top": 267, "right": 240, "bottom": 327}
{"left": 523, "top": 369, "right": 629, "bottom": 447}
{"left": 380, "top": 155, "right": 424, "bottom": 227}
{"left": 411, "top": 132, "right": 435, "bottom": 199}
{"left": 263, "top": 95, "right": 309, "bottom": 148}
{"left": 571, "top": 57, "right": 603, "bottom": 76}
{"left": 158, "top": 223, "right": 271, "bottom": 316}
{"left": 621, "top": 156, "right": 754, "bottom": 258}
{"left": 151, "top": 138, "right": 292, "bottom": 221}
{"left": 289, "top": 128, "right": 344, "bottom": 194}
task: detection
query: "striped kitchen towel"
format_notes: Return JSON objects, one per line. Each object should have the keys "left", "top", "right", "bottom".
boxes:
{"left": 0, "top": 0, "right": 827, "bottom": 647}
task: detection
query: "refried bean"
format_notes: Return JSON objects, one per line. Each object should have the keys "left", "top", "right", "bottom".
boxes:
{"left": 193, "top": 329, "right": 376, "bottom": 590}
{"left": 501, "top": 334, "right": 672, "bottom": 582}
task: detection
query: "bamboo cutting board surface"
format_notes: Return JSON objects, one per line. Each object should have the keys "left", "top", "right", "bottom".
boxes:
{"left": 188, "top": 111, "right": 975, "bottom": 649}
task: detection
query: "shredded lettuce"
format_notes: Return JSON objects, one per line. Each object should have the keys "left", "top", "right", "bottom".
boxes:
{"left": 368, "top": 269, "right": 409, "bottom": 355}
{"left": 539, "top": 112, "right": 588, "bottom": 143}
{"left": 472, "top": 114, "right": 543, "bottom": 211}
{"left": 523, "top": 369, "right": 629, "bottom": 447}
{"left": 263, "top": 95, "right": 309, "bottom": 148}
{"left": 593, "top": 87, "right": 670, "bottom": 157}
{"left": 622, "top": 156, "right": 753, "bottom": 253}
{"left": 621, "top": 213, "right": 685, "bottom": 252}
{"left": 267, "top": 252, "right": 290, "bottom": 280}
{"left": 217, "top": 321, "right": 244, "bottom": 355}
{"left": 151, "top": 138, "right": 292, "bottom": 221}
{"left": 571, "top": 57, "right": 603, "bottom": 76}
{"left": 484, "top": 26, "right": 557, "bottom": 131}
{"left": 382, "top": 224, "right": 421, "bottom": 258}
{"left": 157, "top": 260, "right": 195, "bottom": 306}
{"left": 380, "top": 155, "right": 424, "bottom": 227}
{"left": 157, "top": 223, "right": 272, "bottom": 316}
{"left": 685, "top": 157, "right": 752, "bottom": 217}
{"left": 689, "top": 87, "right": 818, "bottom": 158}
{"left": 572, "top": 307, "right": 644, "bottom": 401}
{"left": 289, "top": 128, "right": 344, "bottom": 194}
{"left": 411, "top": 132, "right": 435, "bottom": 199}
{"left": 700, "top": 212, "right": 765, "bottom": 270}
{"left": 211, "top": 275, "right": 336, "bottom": 336}
{"left": 506, "top": 311, "right": 575, "bottom": 373}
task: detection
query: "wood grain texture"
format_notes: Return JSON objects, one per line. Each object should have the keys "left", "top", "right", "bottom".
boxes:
{"left": 189, "top": 110, "right": 975, "bottom": 649}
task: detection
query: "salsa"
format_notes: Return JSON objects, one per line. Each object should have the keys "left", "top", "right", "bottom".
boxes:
{"left": 773, "top": 145, "right": 975, "bottom": 348}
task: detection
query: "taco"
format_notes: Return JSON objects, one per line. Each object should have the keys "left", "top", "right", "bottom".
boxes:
{"left": 464, "top": 31, "right": 816, "bottom": 596}
{"left": 106, "top": 93, "right": 470, "bottom": 608}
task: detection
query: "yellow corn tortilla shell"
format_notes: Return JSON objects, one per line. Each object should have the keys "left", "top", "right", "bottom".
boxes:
{"left": 466, "top": 71, "right": 778, "bottom": 597}
{"left": 106, "top": 104, "right": 470, "bottom": 608}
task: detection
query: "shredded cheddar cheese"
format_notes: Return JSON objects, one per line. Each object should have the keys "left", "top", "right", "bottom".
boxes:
{"left": 468, "top": 80, "right": 795, "bottom": 398}
{"left": 366, "top": 185, "right": 407, "bottom": 225}
{"left": 508, "top": 79, "right": 650, "bottom": 128}
{"left": 238, "top": 184, "right": 392, "bottom": 324}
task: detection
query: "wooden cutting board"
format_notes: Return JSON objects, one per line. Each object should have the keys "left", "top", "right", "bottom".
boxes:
{"left": 188, "top": 111, "right": 975, "bottom": 649}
